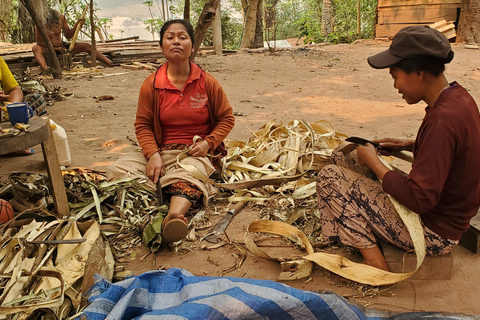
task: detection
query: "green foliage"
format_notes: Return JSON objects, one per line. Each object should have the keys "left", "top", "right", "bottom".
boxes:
{"left": 1, "top": 0, "right": 19, "bottom": 43}
{"left": 326, "top": 0, "right": 377, "bottom": 43}
{"left": 202, "top": 13, "right": 243, "bottom": 50}
{"left": 59, "top": 0, "right": 114, "bottom": 41}
{"left": 170, "top": 0, "right": 242, "bottom": 49}
{"left": 143, "top": 0, "right": 164, "bottom": 39}
{"left": 144, "top": 18, "right": 164, "bottom": 39}
{"left": 275, "top": 0, "right": 377, "bottom": 44}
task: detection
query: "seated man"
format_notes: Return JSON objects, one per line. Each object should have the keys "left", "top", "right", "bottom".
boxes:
{"left": 32, "top": 8, "right": 113, "bottom": 72}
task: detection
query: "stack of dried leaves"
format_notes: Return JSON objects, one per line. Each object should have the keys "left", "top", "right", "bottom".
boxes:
{"left": 217, "top": 119, "right": 346, "bottom": 245}
{"left": 0, "top": 118, "right": 350, "bottom": 318}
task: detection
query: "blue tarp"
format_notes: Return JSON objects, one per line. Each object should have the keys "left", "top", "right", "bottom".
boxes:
{"left": 80, "top": 268, "right": 477, "bottom": 320}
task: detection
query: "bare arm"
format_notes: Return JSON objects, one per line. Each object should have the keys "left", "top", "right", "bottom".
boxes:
{"left": 5, "top": 86, "right": 23, "bottom": 103}
{"left": 61, "top": 15, "right": 82, "bottom": 40}
{"left": 374, "top": 138, "right": 415, "bottom": 153}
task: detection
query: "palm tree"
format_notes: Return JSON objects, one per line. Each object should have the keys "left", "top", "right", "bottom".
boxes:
{"left": 321, "top": 0, "right": 332, "bottom": 37}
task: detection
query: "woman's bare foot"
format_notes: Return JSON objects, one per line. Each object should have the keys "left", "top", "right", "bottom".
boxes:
{"left": 359, "top": 246, "right": 389, "bottom": 271}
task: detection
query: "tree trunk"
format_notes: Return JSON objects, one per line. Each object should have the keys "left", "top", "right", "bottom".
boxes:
{"left": 21, "top": 0, "right": 62, "bottom": 79}
{"left": 264, "top": 0, "right": 278, "bottom": 51}
{"left": 457, "top": 0, "right": 480, "bottom": 44}
{"left": 254, "top": 0, "right": 264, "bottom": 48}
{"left": 212, "top": 3, "right": 222, "bottom": 55}
{"left": 184, "top": 0, "right": 190, "bottom": 22}
{"left": 90, "top": 0, "right": 97, "bottom": 66}
{"left": 240, "top": 0, "right": 263, "bottom": 48}
{"left": 18, "top": 5, "right": 36, "bottom": 43}
{"left": 321, "top": 0, "right": 333, "bottom": 36}
{"left": 357, "top": 0, "right": 361, "bottom": 35}
{"left": 191, "top": 0, "right": 220, "bottom": 62}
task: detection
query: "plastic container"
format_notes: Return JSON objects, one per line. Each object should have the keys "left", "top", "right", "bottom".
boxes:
{"left": 49, "top": 119, "right": 71, "bottom": 166}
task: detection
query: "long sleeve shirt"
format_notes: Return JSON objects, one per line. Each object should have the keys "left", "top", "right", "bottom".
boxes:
{"left": 383, "top": 82, "right": 480, "bottom": 240}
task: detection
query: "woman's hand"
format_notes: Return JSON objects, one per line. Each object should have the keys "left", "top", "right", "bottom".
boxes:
{"left": 188, "top": 140, "right": 210, "bottom": 157}
{"left": 374, "top": 138, "right": 415, "bottom": 153}
{"left": 356, "top": 143, "right": 379, "bottom": 167}
{"left": 0, "top": 91, "right": 8, "bottom": 103}
{"left": 146, "top": 152, "right": 165, "bottom": 183}
{"left": 356, "top": 144, "right": 390, "bottom": 180}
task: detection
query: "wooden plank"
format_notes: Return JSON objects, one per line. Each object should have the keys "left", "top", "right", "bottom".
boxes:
{"left": 381, "top": 242, "right": 453, "bottom": 280}
{"left": 120, "top": 64, "right": 144, "bottom": 70}
{"left": 105, "top": 36, "right": 140, "bottom": 43}
{"left": 378, "top": 0, "right": 461, "bottom": 8}
{"left": 375, "top": 23, "right": 416, "bottom": 38}
{"left": 40, "top": 118, "right": 70, "bottom": 216}
{"left": 429, "top": 18, "right": 448, "bottom": 28}
{"left": 378, "top": 4, "right": 460, "bottom": 24}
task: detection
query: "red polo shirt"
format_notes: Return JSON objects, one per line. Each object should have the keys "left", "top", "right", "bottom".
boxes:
{"left": 155, "top": 62, "right": 211, "bottom": 144}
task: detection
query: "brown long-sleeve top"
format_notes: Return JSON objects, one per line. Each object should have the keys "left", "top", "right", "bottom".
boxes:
{"left": 135, "top": 62, "right": 235, "bottom": 160}
{"left": 382, "top": 82, "right": 480, "bottom": 240}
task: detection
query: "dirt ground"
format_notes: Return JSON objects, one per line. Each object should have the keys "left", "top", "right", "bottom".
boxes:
{"left": 2, "top": 40, "right": 480, "bottom": 316}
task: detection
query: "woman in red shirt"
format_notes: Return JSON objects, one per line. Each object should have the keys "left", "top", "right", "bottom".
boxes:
{"left": 111, "top": 20, "right": 234, "bottom": 244}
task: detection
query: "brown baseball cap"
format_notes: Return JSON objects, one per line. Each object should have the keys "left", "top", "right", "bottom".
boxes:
{"left": 368, "top": 25, "right": 454, "bottom": 69}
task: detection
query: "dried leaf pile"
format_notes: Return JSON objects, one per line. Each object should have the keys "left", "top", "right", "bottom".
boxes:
{"left": 222, "top": 119, "right": 345, "bottom": 183}
{"left": 217, "top": 119, "right": 346, "bottom": 244}
{"left": 0, "top": 118, "right": 350, "bottom": 318}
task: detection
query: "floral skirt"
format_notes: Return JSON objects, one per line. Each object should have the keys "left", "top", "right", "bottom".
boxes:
{"left": 160, "top": 143, "right": 202, "bottom": 203}
{"left": 316, "top": 149, "right": 458, "bottom": 255}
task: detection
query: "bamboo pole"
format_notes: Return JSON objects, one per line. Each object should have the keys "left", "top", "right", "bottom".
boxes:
{"left": 357, "top": 0, "right": 361, "bottom": 35}
{"left": 90, "top": 0, "right": 97, "bottom": 66}
{"left": 69, "top": 4, "right": 89, "bottom": 51}
{"left": 212, "top": 3, "right": 222, "bottom": 55}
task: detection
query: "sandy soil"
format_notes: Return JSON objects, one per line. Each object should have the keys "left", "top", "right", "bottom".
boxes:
{"left": 1, "top": 39, "right": 480, "bottom": 315}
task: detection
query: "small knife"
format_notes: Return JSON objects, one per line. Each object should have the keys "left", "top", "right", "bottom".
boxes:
{"left": 205, "top": 200, "right": 248, "bottom": 243}
{"left": 345, "top": 136, "right": 414, "bottom": 163}
{"left": 156, "top": 179, "right": 164, "bottom": 206}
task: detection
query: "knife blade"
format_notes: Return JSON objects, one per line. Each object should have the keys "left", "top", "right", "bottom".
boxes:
{"left": 345, "top": 136, "right": 413, "bottom": 163}
{"left": 205, "top": 200, "right": 248, "bottom": 243}
{"left": 156, "top": 179, "right": 163, "bottom": 207}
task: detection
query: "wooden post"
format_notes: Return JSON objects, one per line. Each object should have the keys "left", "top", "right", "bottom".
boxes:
{"left": 184, "top": 0, "right": 190, "bottom": 22}
{"left": 90, "top": 0, "right": 97, "bottom": 66}
{"left": 357, "top": 0, "right": 361, "bottom": 35}
{"left": 41, "top": 119, "right": 70, "bottom": 216}
{"left": 212, "top": 2, "right": 222, "bottom": 55}
{"left": 69, "top": 5, "right": 89, "bottom": 51}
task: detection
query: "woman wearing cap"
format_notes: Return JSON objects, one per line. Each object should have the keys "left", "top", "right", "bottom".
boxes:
{"left": 107, "top": 19, "right": 234, "bottom": 244}
{"left": 316, "top": 26, "right": 480, "bottom": 271}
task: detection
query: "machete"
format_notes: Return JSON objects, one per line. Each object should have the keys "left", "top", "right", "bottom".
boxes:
{"left": 205, "top": 199, "right": 248, "bottom": 243}
{"left": 344, "top": 136, "right": 414, "bottom": 163}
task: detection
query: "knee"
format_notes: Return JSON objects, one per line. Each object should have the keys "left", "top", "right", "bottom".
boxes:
{"left": 82, "top": 43, "right": 92, "bottom": 51}
{"left": 317, "top": 164, "right": 343, "bottom": 187}
{"left": 32, "top": 45, "right": 42, "bottom": 54}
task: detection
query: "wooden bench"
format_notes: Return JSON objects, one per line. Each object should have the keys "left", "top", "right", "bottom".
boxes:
{"left": 380, "top": 241, "right": 453, "bottom": 280}
{"left": 0, "top": 116, "right": 69, "bottom": 216}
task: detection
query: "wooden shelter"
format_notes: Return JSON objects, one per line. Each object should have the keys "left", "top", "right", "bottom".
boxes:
{"left": 374, "top": 0, "right": 462, "bottom": 39}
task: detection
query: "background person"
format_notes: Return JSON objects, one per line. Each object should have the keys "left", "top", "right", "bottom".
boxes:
{"left": 316, "top": 26, "right": 480, "bottom": 271}
{"left": 107, "top": 19, "right": 234, "bottom": 244}
{"left": 32, "top": 8, "right": 113, "bottom": 73}
{"left": 0, "top": 56, "right": 37, "bottom": 155}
